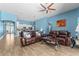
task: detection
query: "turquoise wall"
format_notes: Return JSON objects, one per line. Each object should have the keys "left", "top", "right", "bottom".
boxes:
{"left": 17, "top": 19, "right": 33, "bottom": 25}
{"left": 1, "top": 11, "right": 17, "bottom": 22}
{"left": 35, "top": 8, "right": 79, "bottom": 37}
{"left": 35, "top": 17, "right": 49, "bottom": 33}
{"left": 0, "top": 21, "right": 3, "bottom": 37}
{"left": 0, "top": 11, "right": 17, "bottom": 37}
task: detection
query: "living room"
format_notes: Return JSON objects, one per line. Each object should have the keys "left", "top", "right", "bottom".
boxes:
{"left": 0, "top": 3, "right": 79, "bottom": 56}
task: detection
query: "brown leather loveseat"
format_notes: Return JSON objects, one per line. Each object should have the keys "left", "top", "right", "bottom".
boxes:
{"left": 20, "top": 31, "right": 41, "bottom": 47}
{"left": 49, "top": 30, "right": 71, "bottom": 46}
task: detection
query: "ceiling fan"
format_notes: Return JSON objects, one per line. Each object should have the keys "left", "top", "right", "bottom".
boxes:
{"left": 40, "top": 3, "right": 56, "bottom": 14}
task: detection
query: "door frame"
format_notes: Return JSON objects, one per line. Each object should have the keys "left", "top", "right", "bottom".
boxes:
{"left": 3, "top": 20, "right": 15, "bottom": 33}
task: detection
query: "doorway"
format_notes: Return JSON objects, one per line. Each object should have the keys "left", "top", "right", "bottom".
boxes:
{"left": 3, "top": 21, "right": 15, "bottom": 48}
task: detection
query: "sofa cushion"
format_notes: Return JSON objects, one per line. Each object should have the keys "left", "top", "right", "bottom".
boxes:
{"left": 23, "top": 32, "right": 31, "bottom": 39}
{"left": 31, "top": 31, "right": 36, "bottom": 37}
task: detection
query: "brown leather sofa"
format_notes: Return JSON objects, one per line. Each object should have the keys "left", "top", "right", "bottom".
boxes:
{"left": 20, "top": 31, "right": 41, "bottom": 47}
{"left": 49, "top": 30, "right": 71, "bottom": 46}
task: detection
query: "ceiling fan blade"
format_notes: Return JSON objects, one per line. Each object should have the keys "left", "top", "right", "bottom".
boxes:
{"left": 40, "top": 4, "right": 46, "bottom": 9}
{"left": 40, "top": 9, "right": 46, "bottom": 11}
{"left": 48, "top": 3, "right": 54, "bottom": 8}
{"left": 48, "top": 8, "right": 56, "bottom": 10}
{"left": 46, "top": 10, "right": 48, "bottom": 14}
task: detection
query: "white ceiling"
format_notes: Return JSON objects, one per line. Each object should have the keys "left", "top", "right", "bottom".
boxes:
{"left": 0, "top": 3, "right": 79, "bottom": 21}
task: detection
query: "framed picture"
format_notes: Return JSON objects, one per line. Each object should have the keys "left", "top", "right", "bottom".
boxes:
{"left": 57, "top": 19, "right": 66, "bottom": 27}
